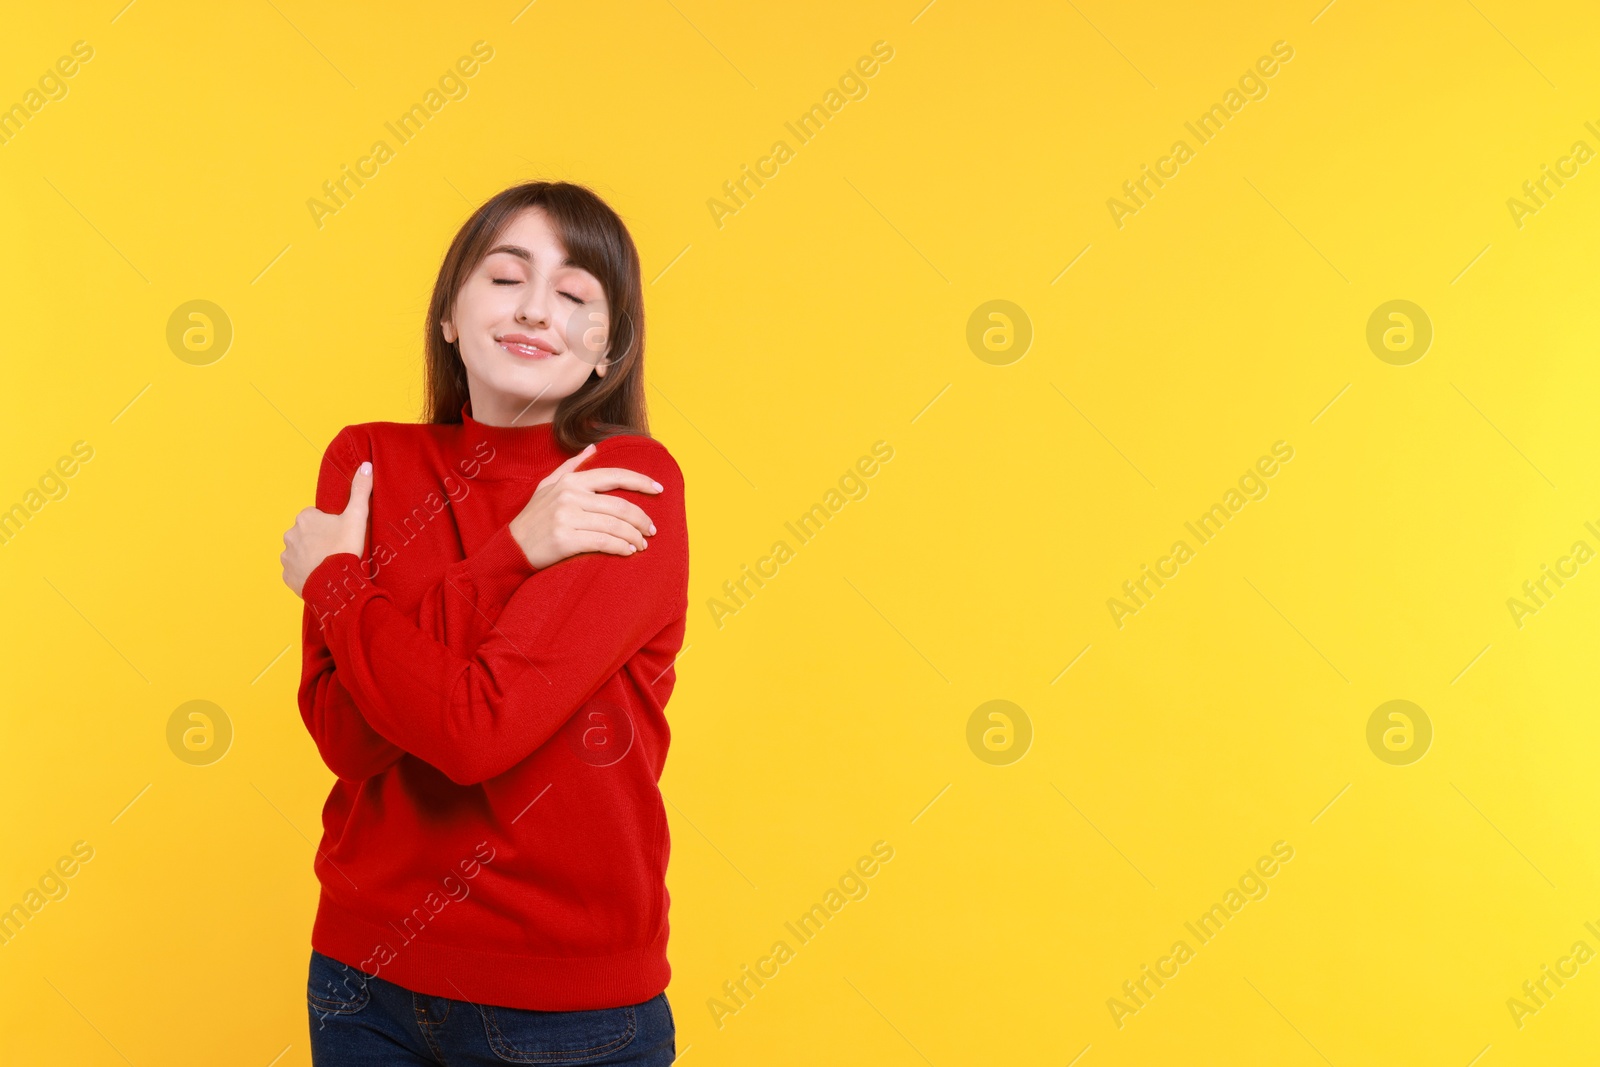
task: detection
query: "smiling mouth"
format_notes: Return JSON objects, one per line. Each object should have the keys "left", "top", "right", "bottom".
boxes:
{"left": 499, "top": 339, "right": 557, "bottom": 360}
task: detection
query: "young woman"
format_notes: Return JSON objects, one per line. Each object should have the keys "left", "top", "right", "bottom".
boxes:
{"left": 279, "top": 181, "right": 687, "bottom": 1065}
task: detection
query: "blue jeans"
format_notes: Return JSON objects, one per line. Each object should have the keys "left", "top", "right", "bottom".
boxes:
{"left": 307, "top": 950, "right": 676, "bottom": 1066}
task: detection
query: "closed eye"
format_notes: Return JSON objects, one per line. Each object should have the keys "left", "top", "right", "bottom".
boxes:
{"left": 491, "top": 279, "right": 586, "bottom": 305}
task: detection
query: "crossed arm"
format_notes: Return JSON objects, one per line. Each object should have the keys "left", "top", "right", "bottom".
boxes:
{"left": 296, "top": 426, "right": 687, "bottom": 786}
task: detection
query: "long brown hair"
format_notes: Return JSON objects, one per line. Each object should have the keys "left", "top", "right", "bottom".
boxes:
{"left": 423, "top": 181, "right": 649, "bottom": 449}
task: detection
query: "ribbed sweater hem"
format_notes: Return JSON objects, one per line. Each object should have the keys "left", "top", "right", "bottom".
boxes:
{"left": 311, "top": 894, "right": 670, "bottom": 1012}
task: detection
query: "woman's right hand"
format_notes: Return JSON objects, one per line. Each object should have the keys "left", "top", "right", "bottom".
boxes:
{"left": 508, "top": 444, "right": 664, "bottom": 571}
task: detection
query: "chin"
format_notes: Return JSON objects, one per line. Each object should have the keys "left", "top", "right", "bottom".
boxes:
{"left": 471, "top": 354, "right": 548, "bottom": 387}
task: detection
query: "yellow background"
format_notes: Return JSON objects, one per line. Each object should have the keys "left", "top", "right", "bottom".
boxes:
{"left": 3, "top": 0, "right": 1599, "bottom": 1063}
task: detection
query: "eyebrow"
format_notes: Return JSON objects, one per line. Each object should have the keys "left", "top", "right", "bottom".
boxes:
{"left": 486, "top": 243, "right": 577, "bottom": 269}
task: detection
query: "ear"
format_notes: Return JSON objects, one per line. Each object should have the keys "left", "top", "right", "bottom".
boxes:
{"left": 441, "top": 319, "right": 457, "bottom": 343}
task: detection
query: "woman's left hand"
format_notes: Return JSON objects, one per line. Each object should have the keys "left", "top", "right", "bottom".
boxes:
{"left": 282, "top": 461, "right": 372, "bottom": 598}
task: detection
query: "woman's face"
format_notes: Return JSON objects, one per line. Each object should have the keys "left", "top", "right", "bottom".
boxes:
{"left": 442, "top": 206, "right": 611, "bottom": 426}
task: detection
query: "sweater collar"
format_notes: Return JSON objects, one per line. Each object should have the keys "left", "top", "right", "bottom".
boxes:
{"left": 458, "top": 399, "right": 573, "bottom": 471}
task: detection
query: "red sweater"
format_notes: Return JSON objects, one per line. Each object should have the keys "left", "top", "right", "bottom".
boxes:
{"left": 297, "top": 400, "right": 688, "bottom": 1011}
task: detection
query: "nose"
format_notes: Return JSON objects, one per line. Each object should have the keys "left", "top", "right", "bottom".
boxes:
{"left": 515, "top": 278, "right": 550, "bottom": 328}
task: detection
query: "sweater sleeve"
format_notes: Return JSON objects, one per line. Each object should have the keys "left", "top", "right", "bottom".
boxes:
{"left": 301, "top": 437, "right": 687, "bottom": 787}
{"left": 297, "top": 426, "right": 541, "bottom": 782}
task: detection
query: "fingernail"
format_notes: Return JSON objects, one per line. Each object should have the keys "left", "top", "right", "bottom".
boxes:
{"left": 649, "top": 524, "right": 657, "bottom": 535}
{"left": 652, "top": 481, "right": 663, "bottom": 492}
{"left": 359, "top": 461, "right": 372, "bottom": 475}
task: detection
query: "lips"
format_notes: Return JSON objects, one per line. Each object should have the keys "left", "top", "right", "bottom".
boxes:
{"left": 497, "top": 334, "right": 558, "bottom": 360}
